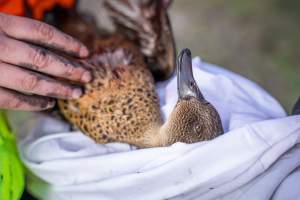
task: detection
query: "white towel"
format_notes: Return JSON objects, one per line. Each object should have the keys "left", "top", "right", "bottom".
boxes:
{"left": 8, "top": 57, "right": 300, "bottom": 200}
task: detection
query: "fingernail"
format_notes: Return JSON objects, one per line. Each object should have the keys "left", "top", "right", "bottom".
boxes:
{"left": 79, "top": 45, "right": 89, "bottom": 57}
{"left": 81, "top": 71, "right": 92, "bottom": 83}
{"left": 72, "top": 88, "right": 83, "bottom": 99}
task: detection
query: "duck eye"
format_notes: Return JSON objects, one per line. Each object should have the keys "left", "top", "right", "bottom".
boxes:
{"left": 191, "top": 122, "right": 202, "bottom": 133}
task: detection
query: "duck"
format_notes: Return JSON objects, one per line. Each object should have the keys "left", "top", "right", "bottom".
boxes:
{"left": 54, "top": 0, "right": 223, "bottom": 148}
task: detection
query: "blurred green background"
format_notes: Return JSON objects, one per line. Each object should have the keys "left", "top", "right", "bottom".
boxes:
{"left": 169, "top": 0, "right": 300, "bottom": 112}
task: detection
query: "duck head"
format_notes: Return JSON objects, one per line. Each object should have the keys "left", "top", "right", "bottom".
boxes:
{"left": 146, "top": 48, "right": 223, "bottom": 147}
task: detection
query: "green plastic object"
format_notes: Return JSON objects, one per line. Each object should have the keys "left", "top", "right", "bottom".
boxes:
{"left": 0, "top": 111, "right": 24, "bottom": 200}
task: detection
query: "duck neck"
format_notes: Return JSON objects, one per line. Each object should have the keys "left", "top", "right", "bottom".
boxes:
{"left": 142, "top": 121, "right": 172, "bottom": 148}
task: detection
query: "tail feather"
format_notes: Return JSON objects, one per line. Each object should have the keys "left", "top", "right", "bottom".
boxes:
{"left": 291, "top": 97, "right": 300, "bottom": 115}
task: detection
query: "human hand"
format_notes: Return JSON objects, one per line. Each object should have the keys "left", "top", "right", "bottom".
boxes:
{"left": 0, "top": 13, "right": 92, "bottom": 111}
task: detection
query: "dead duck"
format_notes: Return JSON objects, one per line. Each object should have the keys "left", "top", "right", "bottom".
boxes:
{"left": 58, "top": 47, "right": 223, "bottom": 148}
{"left": 55, "top": 0, "right": 223, "bottom": 148}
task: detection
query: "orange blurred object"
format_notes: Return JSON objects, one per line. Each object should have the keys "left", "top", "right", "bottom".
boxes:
{"left": 0, "top": 0, "right": 75, "bottom": 20}
{"left": 0, "top": 0, "right": 25, "bottom": 16}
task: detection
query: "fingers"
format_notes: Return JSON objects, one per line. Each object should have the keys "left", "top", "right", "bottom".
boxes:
{"left": 0, "top": 62, "right": 82, "bottom": 99}
{"left": 0, "top": 87, "right": 55, "bottom": 111}
{"left": 0, "top": 13, "right": 89, "bottom": 58}
{"left": 0, "top": 35, "right": 92, "bottom": 83}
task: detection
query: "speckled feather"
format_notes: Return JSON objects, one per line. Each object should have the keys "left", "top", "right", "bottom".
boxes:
{"left": 58, "top": 36, "right": 163, "bottom": 147}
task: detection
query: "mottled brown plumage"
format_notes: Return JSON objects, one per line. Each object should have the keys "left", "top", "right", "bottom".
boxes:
{"left": 56, "top": 0, "right": 223, "bottom": 148}
{"left": 58, "top": 42, "right": 223, "bottom": 147}
{"left": 58, "top": 36, "right": 164, "bottom": 147}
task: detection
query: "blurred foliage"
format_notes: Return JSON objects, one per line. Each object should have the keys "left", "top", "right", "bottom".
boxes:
{"left": 169, "top": 0, "right": 300, "bottom": 111}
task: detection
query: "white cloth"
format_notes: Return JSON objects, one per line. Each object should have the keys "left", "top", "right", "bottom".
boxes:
{"left": 8, "top": 57, "right": 300, "bottom": 200}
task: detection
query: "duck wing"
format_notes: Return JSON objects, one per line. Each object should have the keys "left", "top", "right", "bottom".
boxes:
{"left": 104, "top": 0, "right": 176, "bottom": 81}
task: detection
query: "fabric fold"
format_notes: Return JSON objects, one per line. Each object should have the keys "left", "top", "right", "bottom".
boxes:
{"left": 8, "top": 58, "right": 300, "bottom": 200}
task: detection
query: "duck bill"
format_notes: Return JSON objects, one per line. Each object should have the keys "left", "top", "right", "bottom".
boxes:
{"left": 177, "top": 48, "right": 204, "bottom": 100}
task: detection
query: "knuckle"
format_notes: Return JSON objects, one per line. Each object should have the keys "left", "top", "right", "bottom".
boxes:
{"left": 29, "top": 48, "right": 50, "bottom": 69}
{"left": 36, "top": 22, "right": 54, "bottom": 41}
{"left": 21, "top": 74, "right": 39, "bottom": 91}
